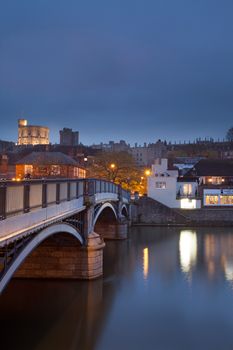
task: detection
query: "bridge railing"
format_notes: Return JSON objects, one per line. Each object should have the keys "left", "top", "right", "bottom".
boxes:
{"left": 0, "top": 179, "right": 130, "bottom": 220}
{"left": 0, "top": 179, "right": 85, "bottom": 220}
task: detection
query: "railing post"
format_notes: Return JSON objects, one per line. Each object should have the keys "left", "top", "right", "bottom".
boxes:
{"left": 84, "top": 179, "right": 89, "bottom": 196}
{"left": 23, "top": 182, "right": 30, "bottom": 213}
{"left": 67, "top": 182, "right": 71, "bottom": 201}
{"left": 56, "top": 183, "right": 60, "bottom": 204}
{"left": 42, "top": 182, "right": 47, "bottom": 208}
{"left": 0, "top": 182, "right": 6, "bottom": 220}
{"left": 88, "top": 179, "right": 94, "bottom": 196}
{"left": 76, "top": 180, "right": 79, "bottom": 198}
{"left": 118, "top": 184, "right": 123, "bottom": 200}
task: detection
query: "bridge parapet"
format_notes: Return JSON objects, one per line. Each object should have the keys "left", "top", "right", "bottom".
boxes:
{"left": 0, "top": 179, "right": 130, "bottom": 245}
{"left": 0, "top": 179, "right": 130, "bottom": 221}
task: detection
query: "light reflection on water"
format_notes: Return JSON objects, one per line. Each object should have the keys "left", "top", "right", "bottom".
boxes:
{"left": 143, "top": 247, "right": 149, "bottom": 280}
{"left": 179, "top": 230, "right": 197, "bottom": 275}
{"left": 1, "top": 227, "right": 233, "bottom": 350}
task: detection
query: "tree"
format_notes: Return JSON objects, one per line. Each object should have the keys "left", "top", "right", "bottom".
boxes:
{"left": 87, "top": 151, "right": 146, "bottom": 194}
{"left": 226, "top": 127, "right": 233, "bottom": 142}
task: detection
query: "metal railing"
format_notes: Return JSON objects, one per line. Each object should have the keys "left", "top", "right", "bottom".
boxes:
{"left": 176, "top": 192, "right": 200, "bottom": 199}
{"left": 0, "top": 178, "right": 130, "bottom": 220}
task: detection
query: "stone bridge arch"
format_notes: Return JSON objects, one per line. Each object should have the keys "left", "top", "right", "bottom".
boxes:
{"left": 94, "top": 202, "right": 128, "bottom": 240}
{"left": 121, "top": 204, "right": 129, "bottom": 218}
{"left": 93, "top": 202, "right": 118, "bottom": 227}
{"left": 0, "top": 222, "right": 104, "bottom": 293}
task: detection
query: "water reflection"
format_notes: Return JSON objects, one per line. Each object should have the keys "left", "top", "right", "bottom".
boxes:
{"left": 204, "top": 233, "right": 233, "bottom": 284}
{"left": 224, "top": 260, "right": 233, "bottom": 283}
{"left": 143, "top": 247, "right": 149, "bottom": 280}
{"left": 179, "top": 230, "right": 197, "bottom": 275}
{"left": 2, "top": 227, "right": 233, "bottom": 350}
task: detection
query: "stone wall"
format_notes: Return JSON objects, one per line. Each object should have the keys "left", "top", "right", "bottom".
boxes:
{"left": 176, "top": 208, "right": 233, "bottom": 226}
{"left": 131, "top": 197, "right": 187, "bottom": 225}
{"left": 131, "top": 197, "right": 233, "bottom": 226}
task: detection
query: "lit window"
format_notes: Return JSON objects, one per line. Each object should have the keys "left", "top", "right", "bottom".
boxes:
{"left": 220, "top": 195, "right": 233, "bottom": 205}
{"left": 51, "top": 165, "right": 60, "bottom": 175}
{"left": 24, "top": 165, "right": 33, "bottom": 174}
{"left": 205, "top": 195, "right": 219, "bottom": 205}
{"left": 183, "top": 184, "right": 192, "bottom": 195}
{"left": 155, "top": 181, "right": 166, "bottom": 189}
{"left": 211, "top": 177, "right": 223, "bottom": 185}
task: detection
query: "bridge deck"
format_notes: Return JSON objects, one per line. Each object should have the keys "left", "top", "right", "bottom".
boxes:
{"left": 0, "top": 179, "right": 130, "bottom": 246}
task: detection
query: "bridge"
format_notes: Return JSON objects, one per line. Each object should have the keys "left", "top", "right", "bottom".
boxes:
{"left": 0, "top": 178, "right": 130, "bottom": 293}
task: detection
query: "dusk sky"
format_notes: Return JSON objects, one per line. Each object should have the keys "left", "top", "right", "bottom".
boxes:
{"left": 1, "top": 0, "right": 233, "bottom": 145}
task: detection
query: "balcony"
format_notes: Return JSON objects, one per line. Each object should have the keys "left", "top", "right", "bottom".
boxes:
{"left": 176, "top": 192, "right": 201, "bottom": 200}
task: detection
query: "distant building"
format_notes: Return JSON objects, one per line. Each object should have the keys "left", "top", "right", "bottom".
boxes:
{"left": 0, "top": 140, "right": 15, "bottom": 152}
{"left": 91, "top": 140, "right": 129, "bottom": 152}
{"left": 130, "top": 140, "right": 167, "bottom": 167}
{"left": 0, "top": 154, "right": 8, "bottom": 178}
{"left": 16, "top": 152, "right": 86, "bottom": 179}
{"left": 17, "top": 119, "right": 49, "bottom": 145}
{"left": 60, "top": 128, "right": 79, "bottom": 146}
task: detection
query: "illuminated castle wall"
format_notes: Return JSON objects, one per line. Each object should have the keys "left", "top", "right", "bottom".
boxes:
{"left": 17, "top": 119, "right": 50, "bottom": 145}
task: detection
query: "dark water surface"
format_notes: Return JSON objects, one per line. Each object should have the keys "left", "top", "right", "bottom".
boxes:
{"left": 1, "top": 226, "right": 233, "bottom": 350}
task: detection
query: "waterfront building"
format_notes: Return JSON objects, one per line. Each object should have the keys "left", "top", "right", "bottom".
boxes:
{"left": 59, "top": 128, "right": 79, "bottom": 146}
{"left": 147, "top": 158, "right": 200, "bottom": 209}
{"left": 16, "top": 152, "right": 86, "bottom": 179}
{"left": 147, "top": 158, "right": 233, "bottom": 209}
{"left": 17, "top": 119, "right": 50, "bottom": 146}
{"left": 186, "top": 159, "right": 233, "bottom": 207}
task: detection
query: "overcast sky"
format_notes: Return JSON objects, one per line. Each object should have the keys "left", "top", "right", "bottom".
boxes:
{"left": 0, "top": 0, "right": 233, "bottom": 145}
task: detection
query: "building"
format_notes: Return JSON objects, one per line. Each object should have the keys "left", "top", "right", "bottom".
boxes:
{"left": 91, "top": 140, "right": 130, "bottom": 152}
{"left": 147, "top": 159, "right": 200, "bottom": 209}
{"left": 60, "top": 128, "right": 79, "bottom": 146}
{"left": 0, "top": 154, "right": 8, "bottom": 178}
{"left": 16, "top": 152, "right": 86, "bottom": 179}
{"left": 17, "top": 119, "right": 49, "bottom": 145}
{"left": 90, "top": 139, "right": 166, "bottom": 166}
{"left": 173, "top": 157, "right": 205, "bottom": 175}
{"left": 147, "top": 158, "right": 233, "bottom": 209}
{"left": 0, "top": 140, "right": 15, "bottom": 153}
{"left": 186, "top": 159, "right": 233, "bottom": 207}
{"left": 130, "top": 140, "right": 167, "bottom": 167}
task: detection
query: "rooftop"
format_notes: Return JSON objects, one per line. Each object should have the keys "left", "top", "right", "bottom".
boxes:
{"left": 16, "top": 152, "right": 79, "bottom": 166}
{"left": 186, "top": 159, "right": 233, "bottom": 177}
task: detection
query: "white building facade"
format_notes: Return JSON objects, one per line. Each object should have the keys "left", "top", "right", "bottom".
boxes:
{"left": 147, "top": 159, "right": 201, "bottom": 209}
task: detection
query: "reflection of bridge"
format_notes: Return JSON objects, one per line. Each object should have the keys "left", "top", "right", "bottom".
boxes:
{"left": 0, "top": 179, "right": 130, "bottom": 293}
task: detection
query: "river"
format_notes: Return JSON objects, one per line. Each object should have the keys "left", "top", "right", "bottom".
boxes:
{"left": 1, "top": 226, "right": 233, "bottom": 350}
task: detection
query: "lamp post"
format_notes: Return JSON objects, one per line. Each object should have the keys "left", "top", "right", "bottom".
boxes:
{"left": 143, "top": 169, "right": 151, "bottom": 195}
{"left": 109, "top": 163, "right": 116, "bottom": 181}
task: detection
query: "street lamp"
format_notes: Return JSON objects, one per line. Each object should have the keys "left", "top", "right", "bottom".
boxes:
{"left": 145, "top": 169, "right": 151, "bottom": 176}
{"left": 108, "top": 163, "right": 116, "bottom": 181}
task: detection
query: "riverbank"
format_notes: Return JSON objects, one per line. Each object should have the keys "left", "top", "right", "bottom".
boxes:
{"left": 131, "top": 197, "right": 233, "bottom": 226}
